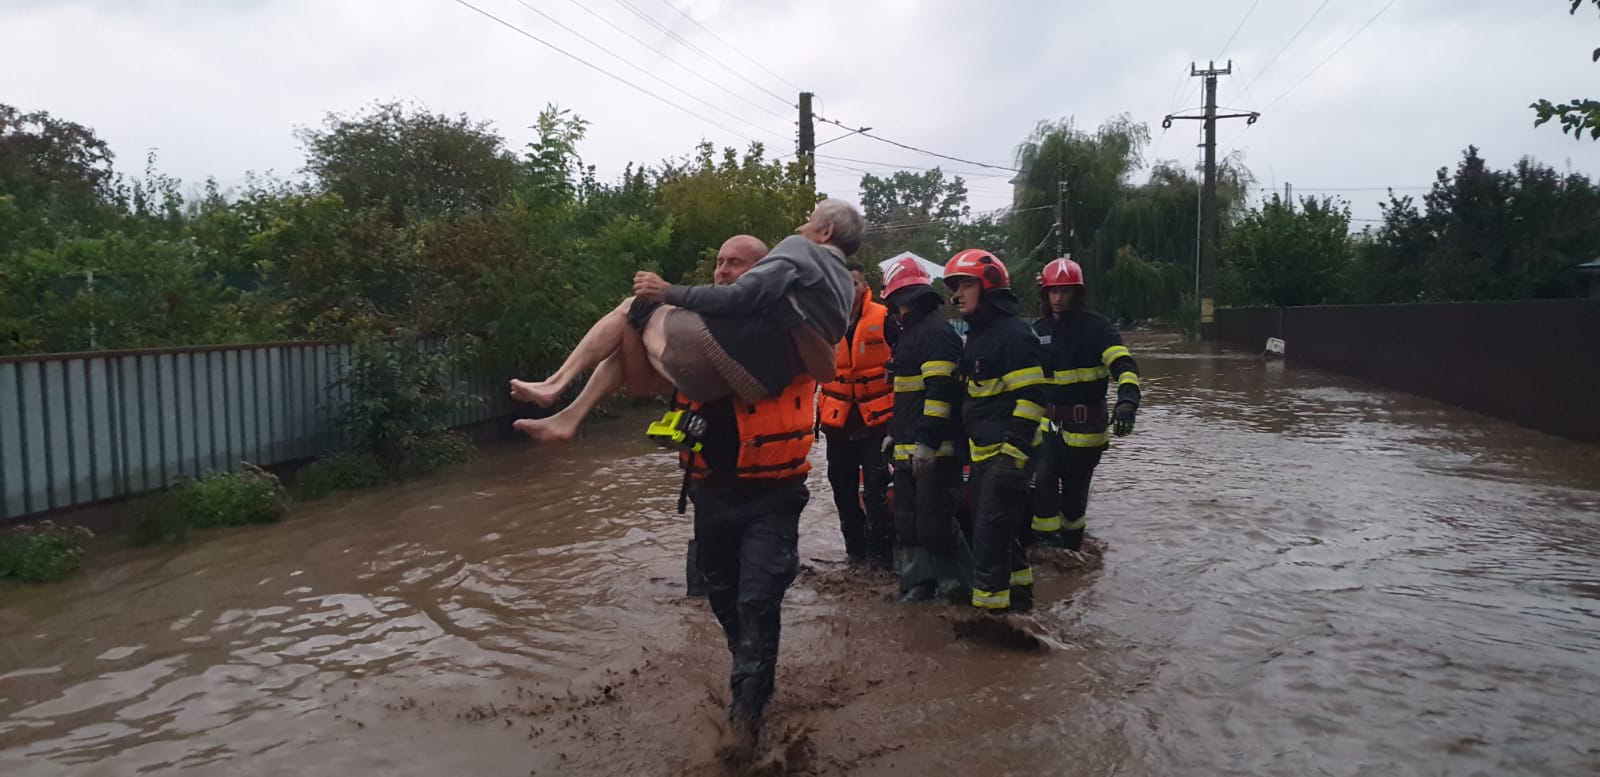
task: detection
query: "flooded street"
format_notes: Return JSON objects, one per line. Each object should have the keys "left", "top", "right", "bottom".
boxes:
{"left": 3, "top": 332, "right": 1599, "bottom": 776}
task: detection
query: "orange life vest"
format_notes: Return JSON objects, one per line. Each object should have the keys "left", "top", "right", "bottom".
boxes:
{"left": 677, "top": 375, "right": 816, "bottom": 480}
{"left": 818, "top": 299, "right": 894, "bottom": 430}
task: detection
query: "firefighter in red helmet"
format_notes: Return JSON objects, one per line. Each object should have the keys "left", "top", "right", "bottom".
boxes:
{"left": 880, "top": 256, "right": 972, "bottom": 602}
{"left": 945, "top": 249, "right": 1047, "bottom": 613}
{"left": 1029, "top": 256, "right": 1141, "bottom": 550}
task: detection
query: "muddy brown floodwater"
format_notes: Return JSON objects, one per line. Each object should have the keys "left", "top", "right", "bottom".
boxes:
{"left": 4, "top": 333, "right": 1599, "bottom": 776}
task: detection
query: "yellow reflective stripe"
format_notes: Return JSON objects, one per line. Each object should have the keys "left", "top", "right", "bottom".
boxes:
{"left": 896, "top": 441, "right": 959, "bottom": 461}
{"left": 974, "top": 440, "right": 1032, "bottom": 462}
{"left": 1062, "top": 515, "right": 1087, "bottom": 531}
{"left": 1010, "top": 567, "right": 1034, "bottom": 587}
{"left": 1004, "top": 366, "right": 1047, "bottom": 390}
{"left": 1117, "top": 371, "right": 1141, "bottom": 387}
{"left": 972, "top": 588, "right": 1010, "bottom": 609}
{"left": 1101, "top": 345, "right": 1132, "bottom": 368}
{"left": 894, "top": 375, "right": 924, "bottom": 392}
{"left": 924, "top": 400, "right": 951, "bottom": 418}
{"left": 1012, "top": 399, "right": 1045, "bottom": 422}
{"left": 1063, "top": 430, "right": 1110, "bottom": 448}
{"left": 967, "top": 378, "right": 1006, "bottom": 398}
{"left": 921, "top": 360, "right": 957, "bottom": 378}
{"left": 968, "top": 366, "right": 1047, "bottom": 398}
{"left": 1032, "top": 514, "right": 1064, "bottom": 532}
{"left": 1053, "top": 366, "right": 1110, "bottom": 385}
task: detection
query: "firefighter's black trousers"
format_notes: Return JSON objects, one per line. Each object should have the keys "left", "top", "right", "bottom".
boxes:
{"left": 690, "top": 476, "right": 808, "bottom": 727}
{"left": 968, "top": 457, "right": 1034, "bottom": 611}
{"left": 823, "top": 428, "right": 893, "bottom": 565}
{"left": 892, "top": 458, "right": 970, "bottom": 591}
{"left": 1031, "top": 434, "right": 1105, "bottom": 550}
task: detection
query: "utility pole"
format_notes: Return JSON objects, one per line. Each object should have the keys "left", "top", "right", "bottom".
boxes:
{"left": 798, "top": 92, "right": 815, "bottom": 193}
{"left": 1056, "top": 163, "right": 1069, "bottom": 261}
{"left": 1285, "top": 182, "right": 1293, "bottom": 211}
{"left": 1163, "top": 61, "right": 1258, "bottom": 339}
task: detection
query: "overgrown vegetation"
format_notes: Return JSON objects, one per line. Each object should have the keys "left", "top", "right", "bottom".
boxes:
{"left": 290, "top": 451, "right": 387, "bottom": 500}
{"left": 1220, "top": 147, "right": 1600, "bottom": 307}
{"left": 132, "top": 466, "right": 289, "bottom": 544}
{"left": 0, "top": 521, "right": 94, "bottom": 584}
{"left": 3, "top": 98, "right": 1594, "bottom": 354}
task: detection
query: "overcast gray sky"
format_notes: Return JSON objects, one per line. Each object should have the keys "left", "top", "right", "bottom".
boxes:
{"left": 5, "top": 0, "right": 1598, "bottom": 226}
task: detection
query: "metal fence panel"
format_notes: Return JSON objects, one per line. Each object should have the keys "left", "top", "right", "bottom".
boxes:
{"left": 1, "top": 339, "right": 520, "bottom": 521}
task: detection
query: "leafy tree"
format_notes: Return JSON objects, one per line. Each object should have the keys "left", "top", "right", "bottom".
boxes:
{"left": 657, "top": 142, "right": 813, "bottom": 283}
{"left": 0, "top": 104, "right": 118, "bottom": 253}
{"left": 1219, "top": 195, "right": 1353, "bottom": 307}
{"left": 1011, "top": 115, "right": 1150, "bottom": 276}
{"left": 1352, "top": 147, "right": 1597, "bottom": 303}
{"left": 856, "top": 167, "right": 971, "bottom": 263}
{"left": 298, "top": 102, "right": 519, "bottom": 224}
{"left": 1531, "top": 0, "right": 1600, "bottom": 141}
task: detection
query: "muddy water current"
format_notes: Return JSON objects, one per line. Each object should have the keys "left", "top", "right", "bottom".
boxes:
{"left": 3, "top": 333, "right": 1598, "bottom": 776}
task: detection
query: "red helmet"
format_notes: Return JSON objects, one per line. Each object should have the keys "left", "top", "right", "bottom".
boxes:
{"left": 880, "top": 256, "right": 934, "bottom": 303}
{"left": 943, "top": 248, "right": 1009, "bottom": 291}
{"left": 1039, "top": 256, "right": 1085, "bottom": 288}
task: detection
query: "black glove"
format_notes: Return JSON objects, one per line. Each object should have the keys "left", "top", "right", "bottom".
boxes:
{"left": 1112, "top": 401, "right": 1137, "bottom": 437}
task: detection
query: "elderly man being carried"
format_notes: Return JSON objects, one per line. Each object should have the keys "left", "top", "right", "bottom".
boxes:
{"left": 510, "top": 199, "right": 867, "bottom": 442}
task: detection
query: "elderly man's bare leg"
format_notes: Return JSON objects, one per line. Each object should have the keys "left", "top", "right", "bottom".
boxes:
{"left": 509, "top": 297, "right": 640, "bottom": 407}
{"left": 513, "top": 309, "right": 672, "bottom": 442}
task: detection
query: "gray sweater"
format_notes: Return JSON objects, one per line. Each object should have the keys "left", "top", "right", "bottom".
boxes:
{"left": 664, "top": 235, "right": 853, "bottom": 344}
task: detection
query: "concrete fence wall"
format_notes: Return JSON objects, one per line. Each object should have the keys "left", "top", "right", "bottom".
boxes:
{"left": 1215, "top": 299, "right": 1600, "bottom": 445}
{"left": 0, "top": 340, "right": 515, "bottom": 521}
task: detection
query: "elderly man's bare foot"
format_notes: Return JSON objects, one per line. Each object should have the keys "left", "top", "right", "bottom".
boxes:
{"left": 512, "top": 416, "right": 578, "bottom": 443}
{"left": 509, "top": 378, "right": 565, "bottom": 407}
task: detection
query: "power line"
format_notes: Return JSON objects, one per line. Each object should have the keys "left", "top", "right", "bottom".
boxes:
{"left": 560, "top": 0, "right": 793, "bottom": 125}
{"left": 1262, "top": 0, "right": 1396, "bottom": 111}
{"left": 814, "top": 115, "right": 1019, "bottom": 172}
{"left": 1290, "top": 186, "right": 1431, "bottom": 191}
{"left": 652, "top": 0, "right": 803, "bottom": 94}
{"left": 1244, "top": 0, "right": 1332, "bottom": 92}
{"left": 817, "top": 153, "right": 1019, "bottom": 179}
{"left": 611, "top": 0, "right": 795, "bottom": 109}
{"left": 1217, "top": 0, "right": 1261, "bottom": 58}
{"left": 447, "top": 0, "right": 761, "bottom": 143}
{"left": 507, "top": 0, "right": 785, "bottom": 142}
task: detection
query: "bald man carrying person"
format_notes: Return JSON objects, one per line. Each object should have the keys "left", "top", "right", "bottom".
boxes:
{"left": 510, "top": 199, "right": 865, "bottom": 442}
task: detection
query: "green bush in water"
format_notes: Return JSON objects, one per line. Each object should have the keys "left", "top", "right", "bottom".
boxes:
{"left": 0, "top": 521, "right": 94, "bottom": 584}
{"left": 387, "top": 431, "right": 474, "bottom": 480}
{"left": 134, "top": 465, "right": 289, "bottom": 544}
{"left": 292, "top": 451, "right": 387, "bottom": 500}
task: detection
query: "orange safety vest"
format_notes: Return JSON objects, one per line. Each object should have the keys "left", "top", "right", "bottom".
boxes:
{"left": 818, "top": 300, "right": 894, "bottom": 430}
{"left": 677, "top": 375, "right": 817, "bottom": 480}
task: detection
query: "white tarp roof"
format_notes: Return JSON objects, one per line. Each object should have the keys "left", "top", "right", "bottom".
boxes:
{"left": 877, "top": 251, "right": 944, "bottom": 279}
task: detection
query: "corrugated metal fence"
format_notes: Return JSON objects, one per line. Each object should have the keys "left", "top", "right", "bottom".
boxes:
{"left": 0, "top": 340, "right": 515, "bottom": 521}
{"left": 1215, "top": 299, "right": 1600, "bottom": 445}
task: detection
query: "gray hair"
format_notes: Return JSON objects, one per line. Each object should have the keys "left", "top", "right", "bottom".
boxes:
{"left": 814, "top": 198, "right": 865, "bottom": 257}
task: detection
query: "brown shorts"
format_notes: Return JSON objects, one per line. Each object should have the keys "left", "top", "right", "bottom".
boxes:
{"left": 659, "top": 308, "right": 736, "bottom": 403}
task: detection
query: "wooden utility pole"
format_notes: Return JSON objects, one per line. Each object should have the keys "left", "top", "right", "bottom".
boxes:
{"left": 1163, "top": 61, "right": 1258, "bottom": 338}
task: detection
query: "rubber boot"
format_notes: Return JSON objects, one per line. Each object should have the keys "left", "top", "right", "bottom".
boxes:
{"left": 1061, "top": 528, "right": 1085, "bottom": 551}
{"left": 897, "top": 546, "right": 937, "bottom": 601}
{"left": 1032, "top": 529, "right": 1066, "bottom": 548}
{"left": 685, "top": 540, "right": 707, "bottom": 598}
{"left": 1010, "top": 584, "right": 1034, "bottom": 613}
